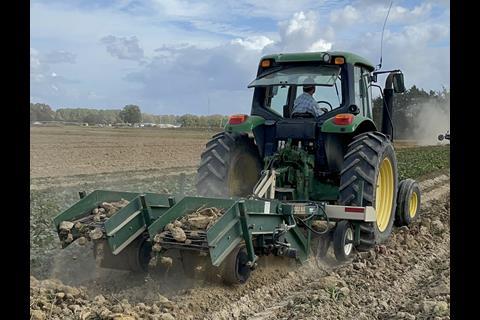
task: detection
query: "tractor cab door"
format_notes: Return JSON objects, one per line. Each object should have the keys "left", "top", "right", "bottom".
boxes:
{"left": 353, "top": 65, "right": 373, "bottom": 118}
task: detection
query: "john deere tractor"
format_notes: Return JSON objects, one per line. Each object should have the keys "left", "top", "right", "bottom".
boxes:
{"left": 197, "top": 51, "right": 417, "bottom": 252}
{"left": 54, "top": 51, "right": 421, "bottom": 285}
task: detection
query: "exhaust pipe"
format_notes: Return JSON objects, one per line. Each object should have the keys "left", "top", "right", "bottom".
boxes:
{"left": 381, "top": 72, "right": 397, "bottom": 140}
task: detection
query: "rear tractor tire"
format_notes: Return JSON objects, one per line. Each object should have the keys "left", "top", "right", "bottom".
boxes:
{"left": 196, "top": 132, "right": 262, "bottom": 197}
{"left": 395, "top": 179, "right": 421, "bottom": 227}
{"left": 338, "top": 132, "right": 398, "bottom": 251}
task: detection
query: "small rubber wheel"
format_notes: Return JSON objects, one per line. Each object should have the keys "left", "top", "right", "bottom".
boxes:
{"left": 333, "top": 221, "right": 354, "bottom": 262}
{"left": 316, "top": 234, "right": 331, "bottom": 258}
{"left": 395, "top": 179, "right": 421, "bottom": 226}
{"left": 220, "top": 245, "right": 251, "bottom": 285}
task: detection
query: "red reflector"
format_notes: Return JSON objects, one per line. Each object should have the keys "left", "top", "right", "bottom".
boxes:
{"left": 333, "top": 113, "right": 354, "bottom": 125}
{"left": 228, "top": 114, "right": 248, "bottom": 125}
{"left": 345, "top": 207, "right": 365, "bottom": 213}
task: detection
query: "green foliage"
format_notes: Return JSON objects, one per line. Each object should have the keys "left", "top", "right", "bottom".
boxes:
{"left": 54, "top": 108, "right": 122, "bottom": 124}
{"left": 30, "top": 102, "right": 229, "bottom": 128}
{"left": 326, "top": 287, "right": 344, "bottom": 301}
{"left": 30, "top": 103, "right": 55, "bottom": 121}
{"left": 179, "top": 114, "right": 228, "bottom": 128}
{"left": 396, "top": 146, "right": 450, "bottom": 180}
{"left": 120, "top": 104, "right": 142, "bottom": 124}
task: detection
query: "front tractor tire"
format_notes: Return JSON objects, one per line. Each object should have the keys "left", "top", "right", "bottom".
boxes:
{"left": 339, "top": 132, "right": 398, "bottom": 251}
{"left": 196, "top": 132, "right": 262, "bottom": 198}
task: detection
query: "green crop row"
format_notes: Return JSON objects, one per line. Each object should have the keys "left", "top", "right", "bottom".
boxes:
{"left": 396, "top": 145, "right": 450, "bottom": 180}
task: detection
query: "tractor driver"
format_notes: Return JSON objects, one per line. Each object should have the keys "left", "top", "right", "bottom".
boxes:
{"left": 291, "top": 85, "right": 326, "bottom": 118}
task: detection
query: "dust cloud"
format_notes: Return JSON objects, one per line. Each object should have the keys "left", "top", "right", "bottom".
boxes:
{"left": 411, "top": 99, "right": 450, "bottom": 146}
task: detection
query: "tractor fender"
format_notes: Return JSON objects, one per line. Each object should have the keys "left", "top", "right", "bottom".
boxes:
{"left": 321, "top": 116, "right": 377, "bottom": 173}
{"left": 321, "top": 115, "right": 377, "bottom": 134}
{"left": 224, "top": 115, "right": 265, "bottom": 133}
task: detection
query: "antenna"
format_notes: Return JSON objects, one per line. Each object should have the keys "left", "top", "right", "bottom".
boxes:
{"left": 377, "top": 0, "right": 393, "bottom": 71}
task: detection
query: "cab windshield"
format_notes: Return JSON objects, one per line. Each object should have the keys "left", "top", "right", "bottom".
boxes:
{"left": 248, "top": 65, "right": 340, "bottom": 87}
{"left": 249, "top": 65, "right": 343, "bottom": 117}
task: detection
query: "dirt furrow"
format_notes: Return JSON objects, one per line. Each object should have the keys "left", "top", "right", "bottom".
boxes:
{"left": 30, "top": 176, "right": 450, "bottom": 320}
{"left": 240, "top": 179, "right": 450, "bottom": 320}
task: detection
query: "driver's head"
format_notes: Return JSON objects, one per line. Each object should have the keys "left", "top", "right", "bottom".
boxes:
{"left": 303, "top": 85, "right": 315, "bottom": 95}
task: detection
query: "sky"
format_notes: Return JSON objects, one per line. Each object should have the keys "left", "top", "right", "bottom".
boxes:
{"left": 30, "top": 0, "right": 450, "bottom": 115}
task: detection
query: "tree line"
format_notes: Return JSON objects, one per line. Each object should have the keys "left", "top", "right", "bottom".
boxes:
{"left": 372, "top": 85, "right": 450, "bottom": 139}
{"left": 31, "top": 85, "right": 449, "bottom": 133}
{"left": 30, "top": 104, "right": 229, "bottom": 128}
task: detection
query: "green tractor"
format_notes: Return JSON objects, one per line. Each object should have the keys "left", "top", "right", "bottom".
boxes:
{"left": 53, "top": 50, "right": 422, "bottom": 285}
{"left": 197, "top": 51, "right": 416, "bottom": 252}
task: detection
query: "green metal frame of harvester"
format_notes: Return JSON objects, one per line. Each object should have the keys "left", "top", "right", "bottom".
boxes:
{"left": 54, "top": 51, "right": 422, "bottom": 285}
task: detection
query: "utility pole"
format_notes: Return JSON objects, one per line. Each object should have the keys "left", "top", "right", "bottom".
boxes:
{"left": 207, "top": 94, "right": 211, "bottom": 131}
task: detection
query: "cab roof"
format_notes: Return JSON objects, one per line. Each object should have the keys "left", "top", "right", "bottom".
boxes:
{"left": 260, "top": 51, "right": 375, "bottom": 72}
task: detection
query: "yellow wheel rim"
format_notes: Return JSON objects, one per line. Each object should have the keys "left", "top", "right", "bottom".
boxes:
{"left": 409, "top": 191, "right": 418, "bottom": 218}
{"left": 375, "top": 157, "right": 394, "bottom": 232}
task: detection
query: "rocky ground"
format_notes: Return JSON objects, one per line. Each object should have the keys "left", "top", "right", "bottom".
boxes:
{"left": 30, "top": 174, "right": 450, "bottom": 320}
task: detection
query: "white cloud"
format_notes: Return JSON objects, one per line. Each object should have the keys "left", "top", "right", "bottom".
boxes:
{"left": 309, "top": 39, "right": 333, "bottom": 52}
{"left": 372, "top": 2, "right": 433, "bottom": 24}
{"left": 262, "top": 11, "right": 333, "bottom": 54}
{"left": 330, "top": 5, "right": 360, "bottom": 26}
{"left": 231, "top": 36, "right": 274, "bottom": 51}
{"left": 285, "top": 11, "right": 316, "bottom": 36}
{"left": 30, "top": 1, "right": 449, "bottom": 114}
{"left": 385, "top": 23, "right": 449, "bottom": 47}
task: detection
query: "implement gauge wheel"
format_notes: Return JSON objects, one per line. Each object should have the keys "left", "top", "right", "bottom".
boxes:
{"left": 196, "top": 132, "right": 262, "bottom": 197}
{"left": 93, "top": 236, "right": 152, "bottom": 272}
{"left": 333, "top": 221, "right": 354, "bottom": 261}
{"left": 220, "top": 245, "right": 251, "bottom": 285}
{"left": 338, "top": 132, "right": 398, "bottom": 251}
{"left": 395, "top": 179, "right": 421, "bottom": 227}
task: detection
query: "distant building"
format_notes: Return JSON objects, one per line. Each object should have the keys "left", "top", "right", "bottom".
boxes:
{"left": 157, "top": 123, "right": 181, "bottom": 128}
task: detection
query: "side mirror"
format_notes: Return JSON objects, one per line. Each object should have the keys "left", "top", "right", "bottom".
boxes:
{"left": 393, "top": 73, "right": 406, "bottom": 93}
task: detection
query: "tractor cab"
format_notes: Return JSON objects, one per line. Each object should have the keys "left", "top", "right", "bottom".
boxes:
{"left": 248, "top": 52, "right": 375, "bottom": 122}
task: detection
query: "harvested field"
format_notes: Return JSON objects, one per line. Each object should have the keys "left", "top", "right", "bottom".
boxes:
{"left": 30, "top": 126, "right": 450, "bottom": 320}
{"left": 30, "top": 126, "right": 218, "bottom": 178}
{"left": 30, "top": 175, "right": 450, "bottom": 320}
